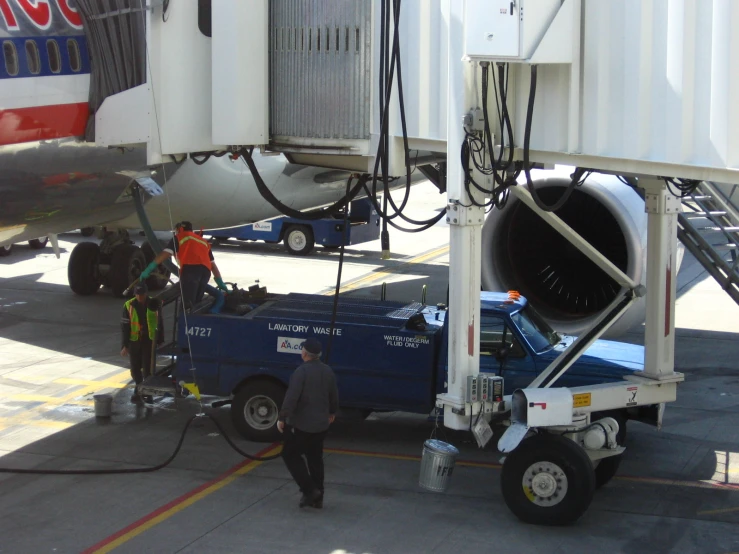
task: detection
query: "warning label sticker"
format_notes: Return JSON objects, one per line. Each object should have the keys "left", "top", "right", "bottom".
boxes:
{"left": 626, "top": 386, "right": 638, "bottom": 407}
{"left": 572, "top": 393, "right": 592, "bottom": 408}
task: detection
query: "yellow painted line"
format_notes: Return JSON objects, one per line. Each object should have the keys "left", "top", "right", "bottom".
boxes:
{"left": 0, "top": 416, "right": 72, "bottom": 430}
{"left": 84, "top": 444, "right": 282, "bottom": 554}
{"left": 698, "top": 506, "right": 739, "bottom": 516}
{"left": 326, "top": 244, "right": 449, "bottom": 295}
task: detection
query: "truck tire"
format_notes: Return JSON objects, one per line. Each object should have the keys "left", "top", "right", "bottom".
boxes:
{"left": 231, "top": 380, "right": 286, "bottom": 442}
{"left": 140, "top": 241, "right": 170, "bottom": 290}
{"left": 109, "top": 244, "right": 146, "bottom": 298}
{"left": 283, "top": 225, "right": 314, "bottom": 256}
{"left": 29, "top": 237, "right": 48, "bottom": 249}
{"left": 592, "top": 411, "right": 627, "bottom": 489}
{"left": 0, "top": 244, "right": 13, "bottom": 257}
{"left": 501, "top": 433, "right": 596, "bottom": 526}
{"left": 68, "top": 242, "right": 101, "bottom": 295}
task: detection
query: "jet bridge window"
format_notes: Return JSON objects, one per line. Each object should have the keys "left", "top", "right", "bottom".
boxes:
{"left": 66, "top": 39, "right": 81, "bottom": 72}
{"left": 3, "top": 41, "right": 18, "bottom": 77}
{"left": 198, "top": 0, "right": 211, "bottom": 37}
{"left": 47, "top": 40, "right": 61, "bottom": 74}
{"left": 25, "top": 40, "right": 40, "bottom": 75}
{"left": 480, "top": 316, "right": 525, "bottom": 359}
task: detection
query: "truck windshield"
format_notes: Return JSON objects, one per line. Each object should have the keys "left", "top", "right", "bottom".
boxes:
{"left": 511, "top": 306, "right": 560, "bottom": 352}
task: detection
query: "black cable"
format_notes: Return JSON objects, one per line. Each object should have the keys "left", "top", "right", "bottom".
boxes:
{"left": 522, "top": 65, "right": 583, "bottom": 212}
{"left": 241, "top": 149, "right": 367, "bottom": 220}
{"left": 0, "top": 413, "right": 281, "bottom": 475}
{"left": 325, "top": 180, "right": 353, "bottom": 363}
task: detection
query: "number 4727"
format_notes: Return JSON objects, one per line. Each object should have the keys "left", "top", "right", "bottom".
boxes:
{"left": 187, "top": 326, "right": 212, "bottom": 337}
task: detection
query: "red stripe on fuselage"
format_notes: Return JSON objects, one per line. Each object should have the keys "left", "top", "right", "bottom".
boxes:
{"left": 0, "top": 102, "right": 88, "bottom": 146}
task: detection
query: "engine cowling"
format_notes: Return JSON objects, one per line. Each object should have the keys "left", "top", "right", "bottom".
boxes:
{"left": 481, "top": 171, "right": 659, "bottom": 337}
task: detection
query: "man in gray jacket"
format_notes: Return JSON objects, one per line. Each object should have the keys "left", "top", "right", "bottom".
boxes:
{"left": 277, "top": 337, "right": 339, "bottom": 509}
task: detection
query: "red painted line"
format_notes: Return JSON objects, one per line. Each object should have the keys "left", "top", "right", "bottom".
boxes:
{"left": 81, "top": 443, "right": 279, "bottom": 554}
{"left": 0, "top": 102, "right": 89, "bottom": 146}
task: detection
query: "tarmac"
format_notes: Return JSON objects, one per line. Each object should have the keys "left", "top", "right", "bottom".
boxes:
{"left": 1, "top": 182, "right": 739, "bottom": 554}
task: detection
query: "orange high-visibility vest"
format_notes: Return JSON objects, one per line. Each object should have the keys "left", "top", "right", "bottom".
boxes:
{"left": 176, "top": 230, "right": 212, "bottom": 270}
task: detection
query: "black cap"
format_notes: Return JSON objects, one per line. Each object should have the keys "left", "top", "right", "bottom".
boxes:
{"left": 133, "top": 282, "right": 148, "bottom": 295}
{"left": 301, "top": 338, "right": 322, "bottom": 355}
{"left": 176, "top": 221, "right": 193, "bottom": 231}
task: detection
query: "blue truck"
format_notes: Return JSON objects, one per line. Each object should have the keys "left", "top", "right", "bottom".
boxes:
{"left": 152, "top": 288, "right": 645, "bottom": 446}
{"left": 206, "top": 199, "right": 380, "bottom": 256}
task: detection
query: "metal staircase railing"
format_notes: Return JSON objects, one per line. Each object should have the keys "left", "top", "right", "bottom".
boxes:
{"left": 678, "top": 181, "right": 739, "bottom": 304}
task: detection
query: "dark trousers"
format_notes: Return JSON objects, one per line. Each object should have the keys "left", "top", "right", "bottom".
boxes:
{"left": 180, "top": 264, "right": 211, "bottom": 309}
{"left": 128, "top": 340, "right": 154, "bottom": 385}
{"left": 281, "top": 427, "right": 327, "bottom": 494}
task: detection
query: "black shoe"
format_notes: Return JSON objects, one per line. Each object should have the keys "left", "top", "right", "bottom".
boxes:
{"left": 299, "top": 489, "right": 323, "bottom": 509}
{"left": 312, "top": 490, "right": 324, "bottom": 509}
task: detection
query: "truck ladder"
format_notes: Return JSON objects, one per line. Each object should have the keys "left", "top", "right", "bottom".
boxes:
{"left": 678, "top": 181, "right": 739, "bottom": 305}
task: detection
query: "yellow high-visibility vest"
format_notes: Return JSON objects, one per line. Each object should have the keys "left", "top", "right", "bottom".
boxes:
{"left": 124, "top": 298, "right": 158, "bottom": 342}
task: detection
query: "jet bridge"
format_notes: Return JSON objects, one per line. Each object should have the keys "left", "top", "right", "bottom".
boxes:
{"left": 80, "top": 0, "right": 739, "bottom": 526}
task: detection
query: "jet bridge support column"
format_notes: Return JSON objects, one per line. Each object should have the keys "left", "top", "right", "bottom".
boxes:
{"left": 640, "top": 178, "right": 681, "bottom": 380}
{"left": 437, "top": 0, "right": 486, "bottom": 430}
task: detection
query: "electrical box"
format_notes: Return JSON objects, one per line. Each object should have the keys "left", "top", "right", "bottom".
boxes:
{"left": 463, "top": 0, "right": 563, "bottom": 61}
{"left": 466, "top": 374, "right": 504, "bottom": 404}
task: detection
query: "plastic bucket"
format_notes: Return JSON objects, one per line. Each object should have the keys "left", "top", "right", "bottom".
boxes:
{"left": 418, "top": 439, "right": 459, "bottom": 492}
{"left": 93, "top": 394, "right": 113, "bottom": 418}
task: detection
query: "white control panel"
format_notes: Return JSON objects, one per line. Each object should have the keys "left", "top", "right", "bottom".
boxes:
{"left": 463, "top": 0, "right": 563, "bottom": 61}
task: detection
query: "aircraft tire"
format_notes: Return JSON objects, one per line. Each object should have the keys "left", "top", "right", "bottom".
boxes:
{"left": 0, "top": 244, "right": 13, "bottom": 257}
{"left": 140, "top": 241, "right": 170, "bottom": 290}
{"left": 283, "top": 225, "right": 314, "bottom": 256}
{"left": 110, "top": 244, "right": 146, "bottom": 298}
{"left": 68, "top": 242, "right": 101, "bottom": 295}
{"left": 29, "top": 237, "right": 48, "bottom": 249}
{"left": 231, "top": 380, "right": 285, "bottom": 442}
{"left": 80, "top": 227, "right": 95, "bottom": 237}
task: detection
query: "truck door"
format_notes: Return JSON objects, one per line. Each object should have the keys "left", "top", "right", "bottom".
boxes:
{"left": 479, "top": 315, "right": 535, "bottom": 392}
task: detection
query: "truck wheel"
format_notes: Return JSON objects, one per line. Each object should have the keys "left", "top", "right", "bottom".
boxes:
{"left": 592, "top": 411, "right": 627, "bottom": 489}
{"left": 283, "top": 225, "right": 314, "bottom": 256}
{"left": 29, "top": 237, "right": 48, "bottom": 249}
{"left": 140, "top": 241, "right": 170, "bottom": 290}
{"left": 231, "top": 380, "right": 285, "bottom": 442}
{"left": 0, "top": 244, "right": 13, "bottom": 257}
{"left": 501, "top": 433, "right": 596, "bottom": 526}
{"left": 68, "top": 242, "right": 101, "bottom": 295}
{"left": 80, "top": 227, "right": 95, "bottom": 237}
{"left": 109, "top": 244, "right": 146, "bottom": 298}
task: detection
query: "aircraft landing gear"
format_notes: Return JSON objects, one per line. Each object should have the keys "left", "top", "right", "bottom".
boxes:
{"left": 68, "top": 229, "right": 146, "bottom": 297}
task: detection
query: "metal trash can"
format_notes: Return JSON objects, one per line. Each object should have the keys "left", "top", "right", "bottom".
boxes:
{"left": 418, "top": 439, "right": 459, "bottom": 492}
{"left": 93, "top": 394, "right": 113, "bottom": 418}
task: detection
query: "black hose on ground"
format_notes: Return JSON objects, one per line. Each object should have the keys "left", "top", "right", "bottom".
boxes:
{"left": 0, "top": 413, "right": 282, "bottom": 475}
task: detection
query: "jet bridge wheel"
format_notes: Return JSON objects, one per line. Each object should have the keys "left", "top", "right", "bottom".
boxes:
{"left": 231, "top": 380, "right": 286, "bottom": 442}
{"left": 109, "top": 244, "right": 146, "bottom": 298}
{"left": 68, "top": 242, "right": 101, "bottom": 295}
{"left": 283, "top": 225, "right": 314, "bottom": 256}
{"left": 501, "top": 433, "right": 596, "bottom": 526}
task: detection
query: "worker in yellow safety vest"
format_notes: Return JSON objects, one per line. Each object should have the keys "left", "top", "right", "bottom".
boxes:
{"left": 120, "top": 282, "right": 164, "bottom": 404}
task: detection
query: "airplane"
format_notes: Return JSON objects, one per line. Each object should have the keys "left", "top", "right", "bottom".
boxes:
{"left": 0, "top": 0, "right": 655, "bottom": 337}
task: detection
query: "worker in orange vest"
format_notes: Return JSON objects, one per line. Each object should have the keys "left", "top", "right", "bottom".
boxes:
{"left": 140, "top": 221, "right": 228, "bottom": 310}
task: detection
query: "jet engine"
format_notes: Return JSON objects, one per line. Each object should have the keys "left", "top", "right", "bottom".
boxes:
{"left": 481, "top": 171, "right": 665, "bottom": 337}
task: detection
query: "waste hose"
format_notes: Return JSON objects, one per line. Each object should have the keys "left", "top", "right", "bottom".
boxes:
{"left": 0, "top": 413, "right": 281, "bottom": 475}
